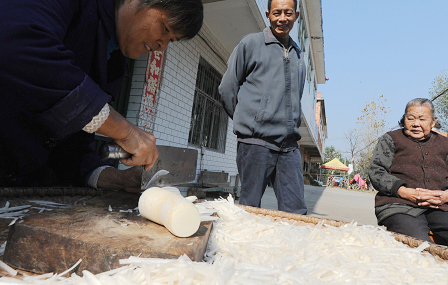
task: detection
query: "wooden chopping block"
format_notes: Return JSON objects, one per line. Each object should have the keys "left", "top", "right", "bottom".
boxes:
{"left": 3, "top": 191, "right": 213, "bottom": 275}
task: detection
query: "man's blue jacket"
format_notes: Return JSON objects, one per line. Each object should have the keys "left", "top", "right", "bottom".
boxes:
{"left": 0, "top": 0, "right": 125, "bottom": 183}
{"left": 219, "top": 28, "right": 306, "bottom": 151}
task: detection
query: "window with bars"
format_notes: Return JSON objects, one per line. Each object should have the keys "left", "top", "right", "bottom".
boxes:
{"left": 188, "top": 58, "right": 227, "bottom": 153}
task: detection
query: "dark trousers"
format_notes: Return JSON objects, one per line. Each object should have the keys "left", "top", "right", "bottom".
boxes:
{"left": 380, "top": 209, "right": 448, "bottom": 245}
{"left": 236, "top": 142, "right": 307, "bottom": 215}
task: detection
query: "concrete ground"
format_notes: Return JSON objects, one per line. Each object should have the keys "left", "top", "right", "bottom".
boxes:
{"left": 258, "top": 185, "right": 378, "bottom": 226}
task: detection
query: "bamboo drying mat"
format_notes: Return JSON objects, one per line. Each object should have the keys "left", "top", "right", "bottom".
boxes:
{"left": 2, "top": 198, "right": 448, "bottom": 280}
{"left": 237, "top": 204, "right": 448, "bottom": 261}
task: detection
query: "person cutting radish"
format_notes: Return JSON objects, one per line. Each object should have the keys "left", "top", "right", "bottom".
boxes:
{"left": 0, "top": 0, "right": 203, "bottom": 191}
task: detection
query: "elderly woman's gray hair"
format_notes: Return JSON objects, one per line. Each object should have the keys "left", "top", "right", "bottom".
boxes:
{"left": 399, "top": 98, "right": 436, "bottom": 127}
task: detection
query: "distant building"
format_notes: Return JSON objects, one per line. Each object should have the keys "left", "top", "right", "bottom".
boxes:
{"left": 315, "top": 93, "right": 328, "bottom": 161}
{"left": 104, "top": 0, "right": 327, "bottom": 190}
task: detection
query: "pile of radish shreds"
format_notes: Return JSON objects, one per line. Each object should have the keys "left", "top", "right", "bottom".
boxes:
{"left": 3, "top": 195, "right": 448, "bottom": 284}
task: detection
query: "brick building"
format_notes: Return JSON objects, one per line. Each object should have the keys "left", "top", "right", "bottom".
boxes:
{"left": 107, "top": 0, "right": 327, "bottom": 190}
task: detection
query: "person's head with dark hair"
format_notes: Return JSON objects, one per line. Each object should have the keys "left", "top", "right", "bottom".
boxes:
{"left": 115, "top": 0, "right": 203, "bottom": 59}
{"left": 399, "top": 98, "right": 437, "bottom": 141}
{"left": 266, "top": 0, "right": 299, "bottom": 44}
{"left": 268, "top": 0, "right": 298, "bottom": 12}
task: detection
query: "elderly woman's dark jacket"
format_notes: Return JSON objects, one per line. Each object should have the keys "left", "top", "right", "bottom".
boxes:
{"left": 369, "top": 129, "right": 448, "bottom": 211}
{"left": 0, "top": 0, "right": 125, "bottom": 183}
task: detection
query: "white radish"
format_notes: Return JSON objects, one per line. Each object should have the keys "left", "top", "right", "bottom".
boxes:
{"left": 160, "top": 186, "right": 181, "bottom": 196}
{"left": 138, "top": 187, "right": 201, "bottom": 237}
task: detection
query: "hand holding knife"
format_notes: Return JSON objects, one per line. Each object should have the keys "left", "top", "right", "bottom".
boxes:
{"left": 98, "top": 143, "right": 133, "bottom": 160}
{"left": 98, "top": 143, "right": 198, "bottom": 190}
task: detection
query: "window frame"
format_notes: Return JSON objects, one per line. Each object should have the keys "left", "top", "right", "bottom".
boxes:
{"left": 188, "top": 58, "right": 228, "bottom": 153}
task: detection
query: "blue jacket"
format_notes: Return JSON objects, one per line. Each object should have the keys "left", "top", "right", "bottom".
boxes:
{"left": 219, "top": 28, "right": 306, "bottom": 151}
{"left": 0, "top": 0, "right": 125, "bottom": 180}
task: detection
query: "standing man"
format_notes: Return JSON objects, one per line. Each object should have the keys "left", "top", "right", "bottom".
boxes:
{"left": 219, "top": 0, "right": 307, "bottom": 214}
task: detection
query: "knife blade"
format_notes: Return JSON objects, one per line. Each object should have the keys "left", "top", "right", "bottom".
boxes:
{"left": 98, "top": 143, "right": 198, "bottom": 190}
{"left": 143, "top": 169, "right": 169, "bottom": 189}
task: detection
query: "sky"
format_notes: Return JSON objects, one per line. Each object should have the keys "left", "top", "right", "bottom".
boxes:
{"left": 318, "top": 0, "right": 448, "bottom": 157}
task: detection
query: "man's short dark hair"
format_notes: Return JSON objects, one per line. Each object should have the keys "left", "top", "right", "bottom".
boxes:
{"left": 268, "top": 0, "right": 298, "bottom": 12}
{"left": 115, "top": 0, "right": 203, "bottom": 40}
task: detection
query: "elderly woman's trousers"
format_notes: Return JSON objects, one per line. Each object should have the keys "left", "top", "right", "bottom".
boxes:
{"left": 380, "top": 209, "right": 448, "bottom": 245}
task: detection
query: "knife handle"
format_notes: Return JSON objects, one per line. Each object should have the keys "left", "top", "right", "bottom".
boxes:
{"left": 98, "top": 143, "right": 132, "bottom": 160}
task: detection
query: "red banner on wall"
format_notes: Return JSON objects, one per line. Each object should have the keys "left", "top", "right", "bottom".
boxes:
{"left": 138, "top": 50, "right": 165, "bottom": 132}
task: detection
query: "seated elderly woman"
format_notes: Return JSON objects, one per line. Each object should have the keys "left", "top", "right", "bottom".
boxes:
{"left": 369, "top": 98, "right": 448, "bottom": 245}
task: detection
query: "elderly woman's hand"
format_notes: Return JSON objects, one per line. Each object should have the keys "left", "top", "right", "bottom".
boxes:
{"left": 416, "top": 188, "right": 446, "bottom": 209}
{"left": 397, "top": 186, "right": 420, "bottom": 203}
{"left": 398, "top": 186, "right": 446, "bottom": 208}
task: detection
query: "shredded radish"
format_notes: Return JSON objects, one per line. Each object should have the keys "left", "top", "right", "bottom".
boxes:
{"left": 185, "top": 196, "right": 198, "bottom": 203}
{"left": 0, "top": 259, "right": 17, "bottom": 277}
{"left": 27, "top": 201, "right": 70, "bottom": 208}
{"left": 3, "top": 196, "right": 448, "bottom": 284}
{"left": 0, "top": 202, "right": 31, "bottom": 221}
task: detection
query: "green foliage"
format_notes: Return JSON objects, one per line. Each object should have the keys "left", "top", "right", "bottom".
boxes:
{"left": 324, "top": 146, "right": 343, "bottom": 163}
{"left": 430, "top": 70, "right": 448, "bottom": 131}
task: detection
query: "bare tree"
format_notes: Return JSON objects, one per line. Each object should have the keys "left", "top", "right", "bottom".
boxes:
{"left": 355, "top": 95, "right": 390, "bottom": 176}
{"left": 430, "top": 70, "right": 448, "bottom": 131}
{"left": 344, "top": 128, "right": 361, "bottom": 171}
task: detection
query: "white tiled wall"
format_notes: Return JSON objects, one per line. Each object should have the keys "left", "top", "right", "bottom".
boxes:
{"left": 125, "top": 24, "right": 239, "bottom": 182}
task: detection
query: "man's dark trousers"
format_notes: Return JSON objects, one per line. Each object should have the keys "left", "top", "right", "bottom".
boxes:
{"left": 237, "top": 142, "right": 307, "bottom": 215}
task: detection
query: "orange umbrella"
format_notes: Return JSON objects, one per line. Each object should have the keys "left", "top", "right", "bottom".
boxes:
{"left": 321, "top": 158, "right": 349, "bottom": 171}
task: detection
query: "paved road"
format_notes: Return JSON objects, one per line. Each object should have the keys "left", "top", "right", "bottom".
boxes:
{"left": 259, "top": 185, "right": 378, "bottom": 226}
